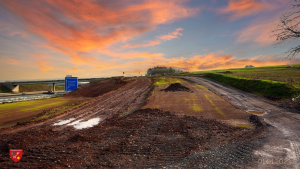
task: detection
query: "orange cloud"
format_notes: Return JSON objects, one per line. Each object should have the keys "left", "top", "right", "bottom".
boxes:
{"left": 219, "top": 0, "right": 270, "bottom": 20}
{"left": 1, "top": 1, "right": 198, "bottom": 60}
{"left": 37, "top": 61, "right": 54, "bottom": 72}
{"left": 66, "top": 68, "right": 84, "bottom": 73}
{"left": 123, "top": 27, "right": 184, "bottom": 48}
{"left": 139, "top": 53, "right": 298, "bottom": 72}
{"left": 158, "top": 28, "right": 184, "bottom": 41}
{"left": 124, "top": 39, "right": 161, "bottom": 48}
{"left": 2, "top": 56, "right": 20, "bottom": 65}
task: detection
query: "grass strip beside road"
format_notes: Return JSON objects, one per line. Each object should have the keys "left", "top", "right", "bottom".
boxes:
{"left": 204, "top": 73, "right": 300, "bottom": 99}
{"left": 17, "top": 99, "right": 92, "bottom": 125}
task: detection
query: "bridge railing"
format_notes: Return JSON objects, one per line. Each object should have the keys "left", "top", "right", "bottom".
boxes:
{"left": 2, "top": 76, "right": 115, "bottom": 83}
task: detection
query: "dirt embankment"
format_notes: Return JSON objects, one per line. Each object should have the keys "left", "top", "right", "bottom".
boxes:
{"left": 0, "top": 108, "right": 264, "bottom": 168}
{"left": 19, "top": 84, "right": 64, "bottom": 92}
{"left": 64, "top": 77, "right": 135, "bottom": 98}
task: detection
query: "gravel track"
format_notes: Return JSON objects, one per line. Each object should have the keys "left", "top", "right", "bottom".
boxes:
{"left": 182, "top": 76, "right": 300, "bottom": 169}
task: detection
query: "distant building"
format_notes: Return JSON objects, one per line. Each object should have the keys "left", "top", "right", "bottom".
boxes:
{"left": 245, "top": 65, "right": 255, "bottom": 68}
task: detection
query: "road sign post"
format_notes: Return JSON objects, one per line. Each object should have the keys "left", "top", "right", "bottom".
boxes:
{"left": 65, "top": 77, "right": 78, "bottom": 91}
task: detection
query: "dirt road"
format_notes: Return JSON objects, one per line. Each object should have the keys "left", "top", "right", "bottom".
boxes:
{"left": 183, "top": 76, "right": 300, "bottom": 169}
{"left": 1, "top": 76, "right": 298, "bottom": 168}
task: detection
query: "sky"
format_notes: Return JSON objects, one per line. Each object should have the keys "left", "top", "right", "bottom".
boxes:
{"left": 0, "top": 0, "right": 300, "bottom": 81}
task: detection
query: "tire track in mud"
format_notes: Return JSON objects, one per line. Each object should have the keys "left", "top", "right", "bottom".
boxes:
{"left": 1, "top": 77, "right": 152, "bottom": 134}
{"left": 182, "top": 76, "right": 300, "bottom": 169}
{"left": 51, "top": 77, "right": 151, "bottom": 131}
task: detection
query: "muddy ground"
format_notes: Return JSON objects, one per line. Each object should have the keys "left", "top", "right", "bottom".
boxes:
{"left": 0, "top": 77, "right": 269, "bottom": 168}
{"left": 183, "top": 76, "right": 300, "bottom": 169}
{"left": 0, "top": 108, "right": 264, "bottom": 168}
{"left": 64, "top": 77, "right": 135, "bottom": 98}
{"left": 0, "top": 77, "right": 134, "bottom": 128}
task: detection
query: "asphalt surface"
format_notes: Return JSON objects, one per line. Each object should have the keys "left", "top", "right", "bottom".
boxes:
{"left": 182, "top": 76, "right": 300, "bottom": 169}
{"left": 0, "top": 91, "right": 66, "bottom": 103}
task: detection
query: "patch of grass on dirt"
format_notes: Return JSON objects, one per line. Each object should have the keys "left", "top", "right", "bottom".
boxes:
{"left": 192, "top": 103, "right": 202, "bottom": 112}
{"left": 118, "top": 112, "right": 126, "bottom": 119}
{"left": 204, "top": 73, "right": 300, "bottom": 99}
{"left": 196, "top": 84, "right": 209, "bottom": 91}
{"left": 204, "top": 94, "right": 225, "bottom": 116}
{"left": 184, "top": 98, "right": 190, "bottom": 101}
{"left": 153, "top": 78, "right": 169, "bottom": 85}
{"left": 233, "top": 123, "right": 252, "bottom": 129}
{"left": 153, "top": 78, "right": 184, "bottom": 86}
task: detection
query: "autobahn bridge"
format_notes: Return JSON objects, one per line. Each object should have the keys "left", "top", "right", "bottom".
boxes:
{"left": 0, "top": 77, "right": 111, "bottom": 92}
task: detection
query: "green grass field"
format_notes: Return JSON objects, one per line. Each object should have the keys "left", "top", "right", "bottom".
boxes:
{"left": 0, "top": 97, "right": 82, "bottom": 127}
{"left": 150, "top": 64, "right": 300, "bottom": 99}
{"left": 198, "top": 64, "right": 300, "bottom": 99}
{"left": 193, "top": 64, "right": 300, "bottom": 88}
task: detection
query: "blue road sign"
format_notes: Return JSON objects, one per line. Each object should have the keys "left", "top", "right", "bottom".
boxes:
{"left": 65, "top": 77, "right": 78, "bottom": 91}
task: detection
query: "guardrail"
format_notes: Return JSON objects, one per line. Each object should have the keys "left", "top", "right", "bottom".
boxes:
{"left": 1, "top": 76, "right": 116, "bottom": 83}
{"left": 0, "top": 93, "right": 66, "bottom": 104}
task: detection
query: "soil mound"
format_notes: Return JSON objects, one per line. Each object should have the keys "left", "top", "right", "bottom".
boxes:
{"left": 163, "top": 83, "right": 191, "bottom": 92}
{"left": 64, "top": 77, "right": 133, "bottom": 97}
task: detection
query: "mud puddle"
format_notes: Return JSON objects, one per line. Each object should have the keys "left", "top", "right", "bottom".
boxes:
{"left": 247, "top": 110, "right": 264, "bottom": 115}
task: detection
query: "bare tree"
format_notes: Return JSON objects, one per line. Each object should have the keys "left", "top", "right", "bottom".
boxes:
{"left": 273, "top": 0, "right": 300, "bottom": 58}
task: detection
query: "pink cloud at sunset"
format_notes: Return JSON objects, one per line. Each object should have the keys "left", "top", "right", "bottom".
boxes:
{"left": 236, "top": 20, "right": 277, "bottom": 44}
{"left": 219, "top": 0, "right": 271, "bottom": 20}
{"left": 0, "top": 0, "right": 299, "bottom": 80}
{"left": 2, "top": 56, "right": 20, "bottom": 65}
{"left": 144, "top": 53, "right": 298, "bottom": 72}
{"left": 0, "top": 1, "right": 197, "bottom": 52}
{"left": 158, "top": 28, "right": 184, "bottom": 41}
{"left": 124, "top": 39, "right": 161, "bottom": 48}
{"left": 0, "top": 0, "right": 199, "bottom": 69}
{"left": 108, "top": 52, "right": 299, "bottom": 74}
{"left": 123, "top": 28, "right": 183, "bottom": 48}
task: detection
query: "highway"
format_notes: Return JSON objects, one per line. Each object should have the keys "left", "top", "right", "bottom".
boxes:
{"left": 0, "top": 91, "right": 67, "bottom": 104}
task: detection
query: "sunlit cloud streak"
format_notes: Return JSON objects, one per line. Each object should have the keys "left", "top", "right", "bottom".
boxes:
{"left": 219, "top": 0, "right": 271, "bottom": 20}
{"left": 123, "top": 27, "right": 183, "bottom": 48}
{"left": 158, "top": 28, "right": 184, "bottom": 41}
{"left": 123, "top": 39, "right": 161, "bottom": 48}
{"left": 144, "top": 53, "right": 297, "bottom": 71}
{"left": 235, "top": 20, "right": 277, "bottom": 44}
{"left": 2, "top": 56, "right": 20, "bottom": 65}
{"left": 37, "top": 61, "right": 54, "bottom": 72}
{"left": 0, "top": 0, "right": 199, "bottom": 67}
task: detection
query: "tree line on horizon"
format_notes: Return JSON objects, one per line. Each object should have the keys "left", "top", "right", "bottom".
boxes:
{"left": 146, "top": 66, "right": 186, "bottom": 76}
